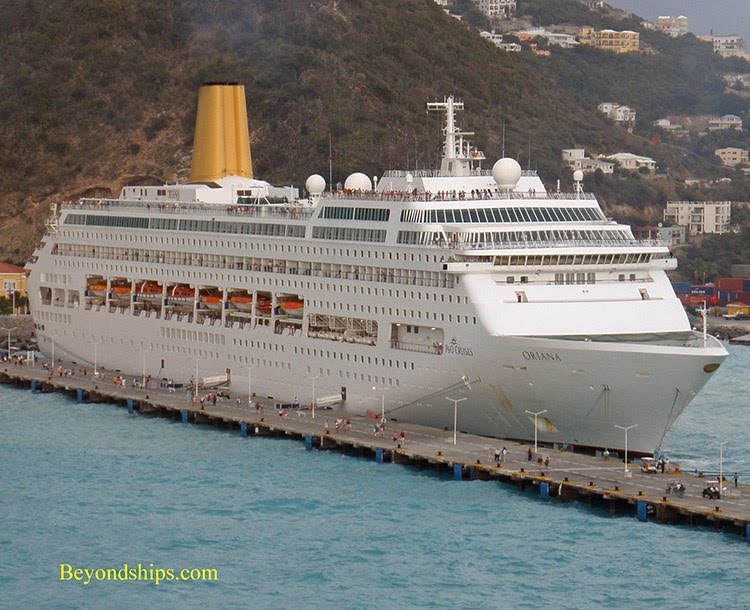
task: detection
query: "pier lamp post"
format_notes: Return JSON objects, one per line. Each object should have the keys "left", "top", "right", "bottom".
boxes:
{"left": 4, "top": 326, "right": 17, "bottom": 358}
{"left": 446, "top": 396, "right": 467, "bottom": 445}
{"left": 246, "top": 364, "right": 260, "bottom": 408}
{"left": 89, "top": 340, "right": 103, "bottom": 377}
{"left": 50, "top": 331, "right": 59, "bottom": 369}
{"left": 372, "top": 384, "right": 391, "bottom": 421}
{"left": 307, "top": 373, "right": 320, "bottom": 418}
{"left": 719, "top": 441, "right": 729, "bottom": 497}
{"left": 525, "top": 409, "right": 548, "bottom": 454}
{"left": 614, "top": 424, "right": 637, "bottom": 474}
{"left": 137, "top": 347, "right": 152, "bottom": 389}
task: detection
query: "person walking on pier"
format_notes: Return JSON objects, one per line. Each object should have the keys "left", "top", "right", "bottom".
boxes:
{"left": 502, "top": 447, "right": 507, "bottom": 463}
{"left": 494, "top": 448, "right": 501, "bottom": 465}
{"left": 400, "top": 431, "right": 406, "bottom": 446}
{"left": 527, "top": 447, "right": 533, "bottom": 461}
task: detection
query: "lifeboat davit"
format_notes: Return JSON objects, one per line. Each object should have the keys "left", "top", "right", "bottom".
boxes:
{"left": 170, "top": 284, "right": 195, "bottom": 300}
{"left": 137, "top": 281, "right": 164, "bottom": 303}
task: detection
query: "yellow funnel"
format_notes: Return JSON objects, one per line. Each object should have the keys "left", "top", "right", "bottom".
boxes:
{"left": 189, "top": 82, "right": 253, "bottom": 182}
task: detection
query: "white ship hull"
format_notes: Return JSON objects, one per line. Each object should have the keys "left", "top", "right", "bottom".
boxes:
{"left": 32, "top": 302, "right": 724, "bottom": 454}
{"left": 26, "top": 85, "right": 728, "bottom": 455}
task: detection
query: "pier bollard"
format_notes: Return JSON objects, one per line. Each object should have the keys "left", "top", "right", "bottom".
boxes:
{"left": 181, "top": 409, "right": 188, "bottom": 423}
{"left": 77, "top": 388, "right": 85, "bottom": 403}
{"left": 453, "top": 463, "right": 463, "bottom": 481}
{"left": 375, "top": 448, "right": 384, "bottom": 464}
{"left": 240, "top": 421, "right": 247, "bottom": 437}
{"left": 305, "top": 434, "right": 312, "bottom": 451}
{"left": 127, "top": 399, "right": 134, "bottom": 414}
{"left": 540, "top": 482, "right": 550, "bottom": 499}
{"left": 31, "top": 380, "right": 37, "bottom": 394}
{"left": 637, "top": 501, "right": 648, "bottom": 522}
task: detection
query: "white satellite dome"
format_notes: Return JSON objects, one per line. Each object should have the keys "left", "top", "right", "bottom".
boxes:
{"left": 573, "top": 170, "right": 584, "bottom": 182}
{"left": 492, "top": 158, "right": 522, "bottom": 191}
{"left": 305, "top": 174, "right": 326, "bottom": 195}
{"left": 344, "top": 172, "right": 373, "bottom": 191}
{"left": 405, "top": 173, "right": 414, "bottom": 184}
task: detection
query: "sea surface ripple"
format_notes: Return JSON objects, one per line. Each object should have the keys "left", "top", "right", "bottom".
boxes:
{"left": 2, "top": 346, "right": 749, "bottom": 609}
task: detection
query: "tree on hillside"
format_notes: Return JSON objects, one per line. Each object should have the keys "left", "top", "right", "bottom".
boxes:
{"left": 449, "top": 0, "right": 491, "bottom": 30}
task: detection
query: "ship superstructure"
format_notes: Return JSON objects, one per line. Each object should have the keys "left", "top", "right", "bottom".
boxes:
{"left": 27, "top": 85, "right": 727, "bottom": 454}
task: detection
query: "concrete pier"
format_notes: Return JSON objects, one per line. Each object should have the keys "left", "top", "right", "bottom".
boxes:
{"left": 2, "top": 359, "right": 749, "bottom": 542}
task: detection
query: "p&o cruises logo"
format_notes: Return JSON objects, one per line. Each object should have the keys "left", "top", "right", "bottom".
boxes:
{"left": 445, "top": 337, "right": 474, "bottom": 357}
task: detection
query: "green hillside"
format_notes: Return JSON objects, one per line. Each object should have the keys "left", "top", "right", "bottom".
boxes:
{"left": 0, "top": 0, "right": 748, "bottom": 274}
{"left": 0, "top": 0, "right": 633, "bottom": 262}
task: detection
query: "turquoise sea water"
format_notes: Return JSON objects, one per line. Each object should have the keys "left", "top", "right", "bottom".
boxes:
{"left": 2, "top": 346, "right": 749, "bottom": 609}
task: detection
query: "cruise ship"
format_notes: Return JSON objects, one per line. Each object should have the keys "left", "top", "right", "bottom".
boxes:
{"left": 26, "top": 83, "right": 727, "bottom": 454}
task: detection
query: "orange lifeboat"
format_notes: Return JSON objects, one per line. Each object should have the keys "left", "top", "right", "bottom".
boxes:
{"left": 111, "top": 284, "right": 131, "bottom": 296}
{"left": 255, "top": 296, "right": 272, "bottom": 314}
{"left": 87, "top": 282, "right": 107, "bottom": 296}
{"left": 229, "top": 294, "right": 253, "bottom": 312}
{"left": 200, "top": 290, "right": 223, "bottom": 311}
{"left": 279, "top": 298, "right": 304, "bottom": 318}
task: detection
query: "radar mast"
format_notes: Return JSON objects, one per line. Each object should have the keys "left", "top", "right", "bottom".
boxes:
{"left": 427, "top": 95, "right": 486, "bottom": 177}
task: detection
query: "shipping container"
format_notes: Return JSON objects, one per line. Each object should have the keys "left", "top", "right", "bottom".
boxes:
{"left": 683, "top": 295, "right": 717, "bottom": 307}
{"left": 716, "top": 277, "right": 744, "bottom": 291}
{"left": 743, "top": 279, "right": 750, "bottom": 291}
{"left": 717, "top": 290, "right": 735, "bottom": 304}
{"left": 672, "top": 282, "right": 691, "bottom": 294}
{"left": 733, "top": 291, "right": 750, "bottom": 304}
{"left": 690, "top": 285, "right": 715, "bottom": 296}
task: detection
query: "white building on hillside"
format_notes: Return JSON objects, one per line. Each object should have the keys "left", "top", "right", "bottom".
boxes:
{"left": 699, "top": 35, "right": 747, "bottom": 58}
{"left": 473, "top": 0, "right": 516, "bottom": 18}
{"left": 604, "top": 153, "right": 656, "bottom": 173}
{"left": 715, "top": 147, "right": 749, "bottom": 167}
{"left": 708, "top": 114, "right": 743, "bottom": 131}
{"left": 664, "top": 201, "right": 731, "bottom": 235}
{"left": 598, "top": 103, "right": 636, "bottom": 130}
{"left": 652, "top": 118, "right": 688, "bottom": 137}
{"left": 656, "top": 16, "right": 688, "bottom": 37}
{"left": 480, "top": 31, "right": 522, "bottom": 52}
{"left": 515, "top": 28, "right": 579, "bottom": 48}
{"left": 561, "top": 149, "right": 614, "bottom": 174}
